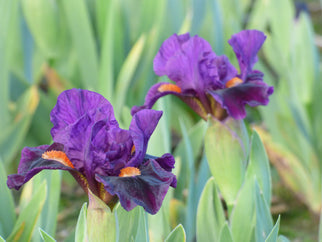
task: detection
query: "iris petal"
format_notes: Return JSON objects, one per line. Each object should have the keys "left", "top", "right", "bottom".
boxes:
{"left": 209, "top": 81, "right": 274, "bottom": 119}
{"left": 131, "top": 82, "right": 183, "bottom": 115}
{"left": 128, "top": 109, "right": 162, "bottom": 167}
{"left": 96, "top": 159, "right": 176, "bottom": 214}
{"left": 50, "top": 88, "right": 117, "bottom": 141}
{"left": 7, "top": 143, "right": 74, "bottom": 190}
{"left": 228, "top": 30, "right": 266, "bottom": 80}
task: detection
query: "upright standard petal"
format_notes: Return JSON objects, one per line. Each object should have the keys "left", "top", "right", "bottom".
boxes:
{"left": 50, "top": 88, "right": 117, "bottom": 141}
{"left": 228, "top": 30, "right": 266, "bottom": 80}
{"left": 128, "top": 109, "right": 163, "bottom": 167}
{"left": 153, "top": 33, "right": 215, "bottom": 91}
{"left": 50, "top": 89, "right": 120, "bottom": 180}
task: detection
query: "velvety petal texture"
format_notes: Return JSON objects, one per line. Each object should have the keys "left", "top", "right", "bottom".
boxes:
{"left": 128, "top": 109, "right": 162, "bottom": 166}
{"left": 228, "top": 30, "right": 266, "bottom": 80}
{"left": 132, "top": 29, "right": 274, "bottom": 120}
{"left": 96, "top": 159, "right": 176, "bottom": 214}
{"left": 7, "top": 89, "right": 176, "bottom": 215}
{"left": 7, "top": 143, "right": 74, "bottom": 190}
{"left": 209, "top": 82, "right": 274, "bottom": 119}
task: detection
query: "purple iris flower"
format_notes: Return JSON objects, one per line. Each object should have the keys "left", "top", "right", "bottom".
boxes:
{"left": 7, "top": 89, "right": 176, "bottom": 214}
{"left": 131, "top": 30, "right": 274, "bottom": 120}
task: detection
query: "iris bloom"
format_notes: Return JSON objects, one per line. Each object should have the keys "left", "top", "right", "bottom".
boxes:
{"left": 7, "top": 89, "right": 176, "bottom": 214}
{"left": 131, "top": 30, "right": 274, "bottom": 120}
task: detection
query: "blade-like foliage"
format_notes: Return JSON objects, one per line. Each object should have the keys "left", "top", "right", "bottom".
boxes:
{"left": 7, "top": 181, "right": 47, "bottom": 242}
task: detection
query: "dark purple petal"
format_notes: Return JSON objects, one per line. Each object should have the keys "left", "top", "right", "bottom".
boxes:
{"left": 209, "top": 81, "right": 274, "bottom": 119}
{"left": 154, "top": 153, "right": 177, "bottom": 187}
{"left": 214, "top": 55, "right": 238, "bottom": 85}
{"left": 153, "top": 34, "right": 216, "bottom": 91}
{"left": 50, "top": 88, "right": 117, "bottom": 141}
{"left": 131, "top": 82, "right": 183, "bottom": 115}
{"left": 92, "top": 125, "right": 132, "bottom": 176}
{"left": 154, "top": 33, "right": 190, "bottom": 76}
{"left": 50, "top": 89, "right": 120, "bottom": 183}
{"left": 144, "top": 153, "right": 177, "bottom": 187}
{"left": 7, "top": 143, "right": 74, "bottom": 190}
{"left": 128, "top": 110, "right": 162, "bottom": 167}
{"left": 95, "top": 159, "right": 176, "bottom": 214}
{"left": 228, "top": 30, "right": 266, "bottom": 79}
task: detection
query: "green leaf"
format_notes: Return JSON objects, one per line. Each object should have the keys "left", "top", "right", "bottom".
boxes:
{"left": 247, "top": 0, "right": 270, "bottom": 30}
{"left": 0, "top": 161, "right": 16, "bottom": 238}
{"left": 75, "top": 203, "right": 87, "bottom": 242}
{"left": 165, "top": 224, "right": 186, "bottom": 242}
{"left": 218, "top": 222, "right": 234, "bottom": 242}
{"left": 254, "top": 180, "right": 273, "bottom": 241}
{"left": 312, "top": 66, "right": 322, "bottom": 160}
{"left": 147, "top": 97, "right": 171, "bottom": 155}
{"left": 0, "top": 0, "right": 18, "bottom": 128}
{"left": 248, "top": 130, "right": 272, "bottom": 206}
{"left": 206, "top": 0, "right": 224, "bottom": 54}
{"left": 87, "top": 190, "right": 116, "bottom": 242}
{"left": 62, "top": 0, "right": 98, "bottom": 90}
{"left": 97, "top": 0, "right": 118, "bottom": 100}
{"left": 173, "top": 119, "right": 207, "bottom": 202}
{"left": 0, "top": 86, "right": 39, "bottom": 165}
{"left": 265, "top": 215, "right": 280, "bottom": 242}
{"left": 179, "top": 119, "right": 196, "bottom": 242}
{"left": 291, "top": 13, "right": 319, "bottom": 104}
{"left": 196, "top": 177, "right": 225, "bottom": 242}
{"left": 114, "top": 35, "right": 146, "bottom": 115}
{"left": 255, "top": 127, "right": 320, "bottom": 214}
{"left": 277, "top": 235, "right": 290, "bottom": 242}
{"left": 32, "top": 171, "right": 62, "bottom": 239}
{"left": 230, "top": 178, "right": 256, "bottom": 242}
{"left": 7, "top": 181, "right": 47, "bottom": 242}
{"left": 205, "top": 119, "right": 245, "bottom": 207}
{"left": 319, "top": 208, "right": 322, "bottom": 242}
{"left": 269, "top": 0, "right": 294, "bottom": 65}
{"left": 21, "top": 0, "right": 59, "bottom": 58}
{"left": 116, "top": 205, "right": 147, "bottom": 242}
{"left": 0, "top": 235, "right": 5, "bottom": 242}
{"left": 39, "top": 228, "right": 56, "bottom": 242}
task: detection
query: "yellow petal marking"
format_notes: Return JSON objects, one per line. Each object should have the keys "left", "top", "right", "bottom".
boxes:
{"left": 131, "top": 145, "right": 136, "bottom": 155}
{"left": 225, "top": 77, "right": 243, "bottom": 88}
{"left": 119, "top": 167, "right": 141, "bottom": 177}
{"left": 157, "top": 84, "right": 182, "bottom": 93}
{"left": 42, "top": 150, "right": 74, "bottom": 168}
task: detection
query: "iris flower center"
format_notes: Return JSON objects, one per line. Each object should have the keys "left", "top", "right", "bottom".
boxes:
{"left": 225, "top": 77, "right": 243, "bottom": 88}
{"left": 42, "top": 150, "right": 75, "bottom": 168}
{"left": 119, "top": 167, "right": 141, "bottom": 177}
{"left": 158, "top": 84, "right": 182, "bottom": 93}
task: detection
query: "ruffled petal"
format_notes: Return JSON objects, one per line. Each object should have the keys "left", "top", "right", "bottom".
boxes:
{"left": 128, "top": 109, "right": 162, "bottom": 167}
{"left": 154, "top": 33, "right": 190, "bottom": 76}
{"left": 209, "top": 81, "right": 274, "bottom": 119}
{"left": 153, "top": 34, "right": 215, "bottom": 91}
{"left": 144, "top": 153, "right": 177, "bottom": 187}
{"left": 228, "top": 30, "right": 266, "bottom": 79}
{"left": 95, "top": 159, "right": 176, "bottom": 214}
{"left": 92, "top": 125, "right": 132, "bottom": 176}
{"left": 7, "top": 143, "right": 74, "bottom": 190}
{"left": 50, "top": 89, "right": 120, "bottom": 180}
{"left": 50, "top": 88, "right": 117, "bottom": 141}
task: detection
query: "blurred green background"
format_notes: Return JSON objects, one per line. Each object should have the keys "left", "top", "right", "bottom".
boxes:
{"left": 0, "top": 0, "right": 321, "bottom": 241}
